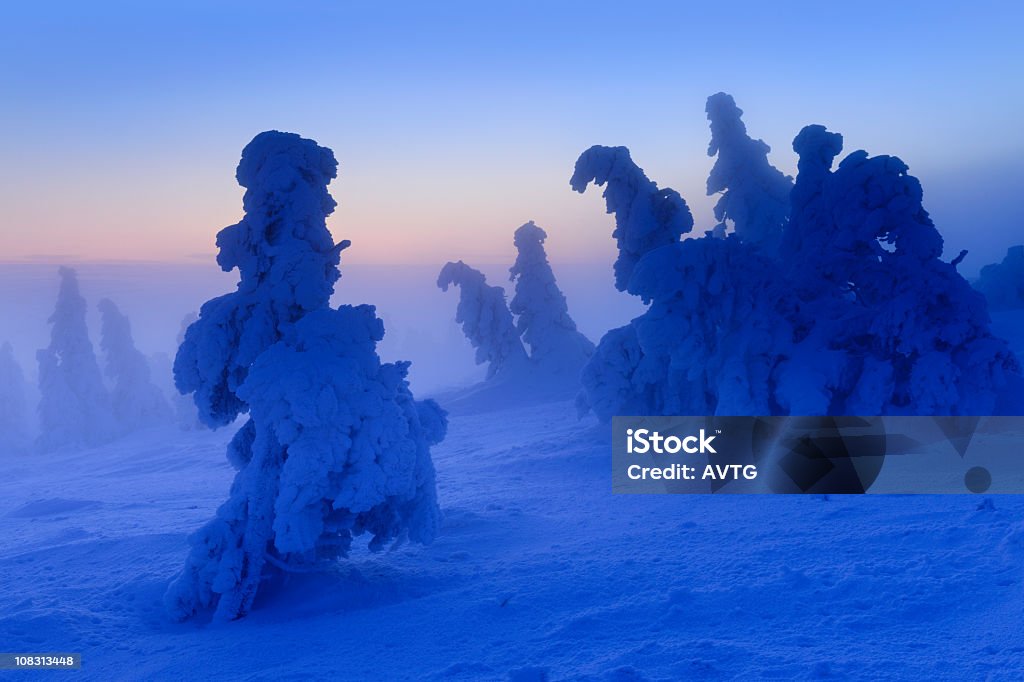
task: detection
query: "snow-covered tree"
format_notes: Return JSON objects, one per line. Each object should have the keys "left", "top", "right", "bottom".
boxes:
{"left": 574, "top": 95, "right": 1022, "bottom": 421}
{"left": 166, "top": 131, "right": 444, "bottom": 621}
{"left": 570, "top": 145, "right": 692, "bottom": 294}
{"left": 98, "top": 298, "right": 172, "bottom": 433}
{"left": 437, "top": 260, "right": 529, "bottom": 380}
{"left": 0, "top": 342, "right": 30, "bottom": 454}
{"left": 781, "top": 126, "right": 1020, "bottom": 415}
{"left": 976, "top": 246, "right": 1024, "bottom": 311}
{"left": 572, "top": 148, "right": 784, "bottom": 419}
{"left": 706, "top": 93, "right": 793, "bottom": 253}
{"left": 508, "top": 220, "right": 594, "bottom": 375}
{"left": 36, "top": 267, "right": 116, "bottom": 451}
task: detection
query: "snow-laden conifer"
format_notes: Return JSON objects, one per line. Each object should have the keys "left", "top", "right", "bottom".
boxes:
{"left": 437, "top": 260, "right": 529, "bottom": 380}
{"left": 166, "top": 131, "right": 444, "bottom": 621}
{"left": 98, "top": 298, "right": 172, "bottom": 432}
{"left": 36, "top": 267, "right": 116, "bottom": 451}
{"left": 508, "top": 221, "right": 593, "bottom": 375}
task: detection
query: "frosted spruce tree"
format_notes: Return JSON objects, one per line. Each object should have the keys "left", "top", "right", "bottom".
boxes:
{"left": 976, "top": 246, "right": 1024, "bottom": 311}
{"left": 508, "top": 221, "right": 594, "bottom": 375}
{"left": 437, "top": 260, "right": 529, "bottom": 380}
{"left": 98, "top": 298, "right": 172, "bottom": 433}
{"left": 571, "top": 145, "right": 692, "bottom": 293}
{"left": 166, "top": 131, "right": 445, "bottom": 621}
{"left": 573, "top": 95, "right": 1022, "bottom": 421}
{"left": 780, "top": 125, "right": 1021, "bottom": 415}
{"left": 569, "top": 145, "right": 703, "bottom": 419}
{"left": 36, "top": 267, "right": 116, "bottom": 451}
{"left": 706, "top": 93, "right": 793, "bottom": 253}
{"left": 0, "top": 342, "right": 30, "bottom": 454}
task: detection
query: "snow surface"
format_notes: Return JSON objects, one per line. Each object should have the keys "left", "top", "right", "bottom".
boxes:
{"left": 2, "top": 399, "right": 1023, "bottom": 680}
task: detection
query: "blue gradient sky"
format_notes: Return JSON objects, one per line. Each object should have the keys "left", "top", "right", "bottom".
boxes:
{"left": 1, "top": 1, "right": 1022, "bottom": 272}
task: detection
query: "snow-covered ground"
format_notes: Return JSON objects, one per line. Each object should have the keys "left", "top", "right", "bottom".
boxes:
{"left": 2, "top": 399, "right": 1023, "bottom": 680}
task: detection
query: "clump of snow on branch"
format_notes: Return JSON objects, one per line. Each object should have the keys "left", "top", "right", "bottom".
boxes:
{"left": 706, "top": 92, "right": 792, "bottom": 252}
{"left": 173, "top": 132, "right": 348, "bottom": 429}
{"left": 238, "top": 306, "right": 443, "bottom": 556}
{"left": 98, "top": 298, "right": 172, "bottom": 433}
{"left": 570, "top": 145, "right": 693, "bottom": 294}
{"left": 508, "top": 221, "right": 594, "bottom": 375}
{"left": 35, "top": 267, "right": 117, "bottom": 451}
{"left": 976, "top": 246, "right": 1024, "bottom": 311}
{"left": 0, "top": 342, "right": 30, "bottom": 454}
{"left": 574, "top": 94, "right": 1022, "bottom": 422}
{"left": 165, "top": 131, "right": 444, "bottom": 622}
{"left": 437, "top": 260, "right": 528, "bottom": 380}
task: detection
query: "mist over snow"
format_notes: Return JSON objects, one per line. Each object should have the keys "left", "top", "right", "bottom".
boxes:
{"left": 0, "top": 262, "right": 641, "bottom": 403}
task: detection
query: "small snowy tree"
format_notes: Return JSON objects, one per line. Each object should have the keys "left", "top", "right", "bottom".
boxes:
{"left": 508, "top": 221, "right": 594, "bottom": 374}
{"left": 976, "top": 246, "right": 1024, "bottom": 311}
{"left": 437, "top": 260, "right": 529, "bottom": 380}
{"left": 166, "top": 131, "right": 444, "bottom": 621}
{"left": 706, "top": 93, "right": 793, "bottom": 252}
{"left": 36, "top": 267, "right": 116, "bottom": 451}
{"left": 0, "top": 342, "right": 30, "bottom": 454}
{"left": 98, "top": 298, "right": 172, "bottom": 433}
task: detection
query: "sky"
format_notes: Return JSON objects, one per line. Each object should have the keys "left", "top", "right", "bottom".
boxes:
{"left": 1, "top": 0, "right": 1022, "bottom": 272}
